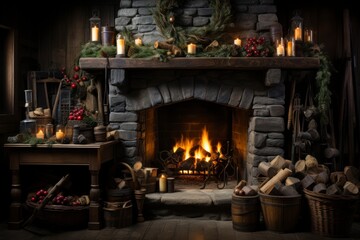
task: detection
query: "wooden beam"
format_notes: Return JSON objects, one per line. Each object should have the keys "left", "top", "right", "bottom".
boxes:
{"left": 79, "top": 57, "right": 320, "bottom": 70}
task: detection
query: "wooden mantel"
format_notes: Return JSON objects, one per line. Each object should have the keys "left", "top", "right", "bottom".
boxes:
{"left": 79, "top": 57, "right": 320, "bottom": 70}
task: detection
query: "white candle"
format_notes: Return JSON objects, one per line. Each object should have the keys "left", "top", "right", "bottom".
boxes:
{"left": 36, "top": 130, "right": 44, "bottom": 139}
{"left": 117, "top": 37, "right": 126, "bottom": 55}
{"left": 234, "top": 38, "right": 241, "bottom": 46}
{"left": 305, "top": 29, "right": 313, "bottom": 43}
{"left": 91, "top": 26, "right": 99, "bottom": 42}
{"left": 294, "top": 25, "right": 302, "bottom": 41}
{"left": 159, "top": 174, "right": 167, "bottom": 193}
{"left": 56, "top": 130, "right": 65, "bottom": 141}
{"left": 276, "top": 38, "right": 284, "bottom": 56}
{"left": 187, "top": 43, "right": 196, "bottom": 55}
{"left": 135, "top": 37, "right": 142, "bottom": 46}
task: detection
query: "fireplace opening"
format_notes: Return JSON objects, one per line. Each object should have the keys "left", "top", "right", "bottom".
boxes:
{"left": 141, "top": 99, "right": 250, "bottom": 188}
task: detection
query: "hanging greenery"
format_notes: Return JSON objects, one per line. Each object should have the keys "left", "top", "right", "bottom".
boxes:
{"left": 153, "top": 0, "right": 232, "bottom": 48}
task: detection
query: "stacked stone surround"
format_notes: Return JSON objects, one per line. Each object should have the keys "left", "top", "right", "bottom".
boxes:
{"left": 115, "top": 0, "right": 278, "bottom": 44}
{"left": 108, "top": 68, "right": 285, "bottom": 185}
{"left": 112, "top": 0, "right": 283, "bottom": 184}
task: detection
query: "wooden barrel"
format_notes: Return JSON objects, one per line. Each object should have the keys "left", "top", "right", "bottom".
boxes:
{"left": 231, "top": 193, "right": 260, "bottom": 232}
{"left": 259, "top": 192, "right": 302, "bottom": 232}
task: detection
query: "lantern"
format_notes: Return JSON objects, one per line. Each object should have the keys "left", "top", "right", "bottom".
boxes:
{"left": 116, "top": 33, "right": 126, "bottom": 57}
{"left": 89, "top": 9, "right": 101, "bottom": 42}
{"left": 290, "top": 13, "right": 303, "bottom": 41}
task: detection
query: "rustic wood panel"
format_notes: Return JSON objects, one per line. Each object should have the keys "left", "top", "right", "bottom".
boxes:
{"left": 79, "top": 57, "right": 320, "bottom": 70}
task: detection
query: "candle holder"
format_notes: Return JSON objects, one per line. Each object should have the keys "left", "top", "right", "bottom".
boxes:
{"left": 134, "top": 188, "right": 146, "bottom": 222}
{"left": 290, "top": 12, "right": 303, "bottom": 41}
{"left": 89, "top": 9, "right": 101, "bottom": 43}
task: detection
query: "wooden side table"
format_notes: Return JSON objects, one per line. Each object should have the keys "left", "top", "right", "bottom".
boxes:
{"left": 4, "top": 141, "right": 119, "bottom": 230}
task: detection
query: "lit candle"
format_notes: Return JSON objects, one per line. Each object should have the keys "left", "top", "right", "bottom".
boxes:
{"left": 116, "top": 35, "right": 126, "bottom": 56}
{"left": 135, "top": 37, "right": 142, "bottom": 46}
{"left": 294, "top": 25, "right": 302, "bottom": 41}
{"left": 159, "top": 174, "right": 167, "bottom": 193}
{"left": 276, "top": 38, "right": 284, "bottom": 56}
{"left": 91, "top": 25, "right": 100, "bottom": 42}
{"left": 234, "top": 38, "right": 241, "bottom": 47}
{"left": 304, "top": 29, "right": 313, "bottom": 43}
{"left": 36, "top": 130, "right": 44, "bottom": 139}
{"left": 187, "top": 43, "right": 196, "bottom": 55}
{"left": 56, "top": 129, "right": 65, "bottom": 141}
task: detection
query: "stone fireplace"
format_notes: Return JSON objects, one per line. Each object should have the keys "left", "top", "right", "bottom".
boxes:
{"left": 107, "top": 65, "right": 285, "bottom": 185}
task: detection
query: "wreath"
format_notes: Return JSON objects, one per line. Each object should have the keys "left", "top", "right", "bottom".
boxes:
{"left": 153, "top": 0, "right": 233, "bottom": 48}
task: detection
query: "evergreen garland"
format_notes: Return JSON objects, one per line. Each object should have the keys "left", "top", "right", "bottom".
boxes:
{"left": 153, "top": 0, "right": 232, "bottom": 48}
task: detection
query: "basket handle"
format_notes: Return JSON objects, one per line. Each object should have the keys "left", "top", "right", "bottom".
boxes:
{"left": 122, "top": 200, "right": 132, "bottom": 208}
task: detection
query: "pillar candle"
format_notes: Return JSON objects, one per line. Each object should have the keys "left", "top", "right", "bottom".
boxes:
{"left": 36, "top": 130, "right": 44, "bottom": 139}
{"left": 294, "top": 26, "right": 302, "bottom": 41}
{"left": 187, "top": 43, "right": 196, "bottom": 55}
{"left": 135, "top": 37, "right": 142, "bottom": 46}
{"left": 159, "top": 174, "right": 167, "bottom": 193}
{"left": 117, "top": 37, "right": 126, "bottom": 55}
{"left": 234, "top": 38, "right": 241, "bottom": 46}
{"left": 276, "top": 38, "right": 284, "bottom": 56}
{"left": 56, "top": 129, "right": 65, "bottom": 141}
{"left": 91, "top": 26, "right": 99, "bottom": 42}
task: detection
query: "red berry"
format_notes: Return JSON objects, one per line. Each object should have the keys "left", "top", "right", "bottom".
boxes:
{"left": 81, "top": 76, "right": 87, "bottom": 81}
{"left": 73, "top": 74, "right": 79, "bottom": 80}
{"left": 74, "top": 65, "right": 80, "bottom": 72}
{"left": 71, "top": 83, "right": 77, "bottom": 89}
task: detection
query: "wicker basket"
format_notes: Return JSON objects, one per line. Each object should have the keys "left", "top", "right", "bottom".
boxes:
{"left": 25, "top": 200, "right": 89, "bottom": 229}
{"left": 304, "top": 188, "right": 359, "bottom": 237}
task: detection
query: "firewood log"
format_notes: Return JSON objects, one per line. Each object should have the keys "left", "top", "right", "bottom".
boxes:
{"left": 305, "top": 155, "right": 318, "bottom": 169}
{"left": 324, "top": 147, "right": 340, "bottom": 159}
{"left": 330, "top": 171, "right": 347, "bottom": 187}
{"left": 301, "top": 175, "right": 315, "bottom": 190}
{"left": 344, "top": 166, "right": 360, "bottom": 185}
{"left": 313, "top": 183, "right": 327, "bottom": 193}
{"left": 154, "top": 41, "right": 182, "bottom": 56}
{"left": 285, "top": 177, "right": 300, "bottom": 189}
{"left": 258, "top": 161, "right": 278, "bottom": 178}
{"left": 284, "top": 160, "right": 295, "bottom": 172}
{"left": 260, "top": 168, "right": 292, "bottom": 194}
{"left": 343, "top": 181, "right": 359, "bottom": 195}
{"left": 315, "top": 171, "right": 329, "bottom": 184}
{"left": 270, "top": 155, "right": 286, "bottom": 170}
{"left": 279, "top": 185, "right": 299, "bottom": 196}
{"left": 295, "top": 160, "right": 306, "bottom": 173}
{"left": 326, "top": 183, "right": 342, "bottom": 195}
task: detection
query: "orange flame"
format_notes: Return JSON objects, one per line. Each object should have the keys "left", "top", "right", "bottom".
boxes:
{"left": 173, "top": 127, "right": 222, "bottom": 162}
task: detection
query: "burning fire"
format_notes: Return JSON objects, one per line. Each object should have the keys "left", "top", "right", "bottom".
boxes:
{"left": 172, "top": 127, "right": 223, "bottom": 163}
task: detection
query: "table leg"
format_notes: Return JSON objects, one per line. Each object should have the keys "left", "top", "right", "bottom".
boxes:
{"left": 8, "top": 169, "right": 22, "bottom": 229}
{"left": 88, "top": 170, "right": 101, "bottom": 230}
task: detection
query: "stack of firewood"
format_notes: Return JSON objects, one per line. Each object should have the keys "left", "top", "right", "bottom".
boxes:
{"left": 234, "top": 155, "right": 360, "bottom": 197}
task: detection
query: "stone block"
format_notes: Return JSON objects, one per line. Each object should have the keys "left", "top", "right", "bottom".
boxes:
{"left": 109, "top": 95, "right": 126, "bottom": 112}
{"left": 132, "top": 0, "right": 156, "bottom": 7}
{"left": 119, "top": 130, "right": 138, "bottom": 141}
{"left": 120, "top": 0, "right": 132, "bottom": 8}
{"left": 194, "top": 78, "right": 207, "bottom": 100}
{"left": 159, "top": 83, "right": 172, "bottom": 104}
{"left": 148, "top": 87, "right": 163, "bottom": 107}
{"left": 228, "top": 86, "right": 243, "bottom": 107}
{"left": 268, "top": 83, "right": 285, "bottom": 98}
{"left": 120, "top": 122, "right": 139, "bottom": 131}
{"left": 249, "top": 117, "right": 284, "bottom": 132}
{"left": 193, "top": 17, "right": 209, "bottom": 27}
{"left": 118, "top": 8, "right": 138, "bottom": 17}
{"left": 138, "top": 8, "right": 151, "bottom": 15}
{"left": 142, "top": 32, "right": 166, "bottom": 44}
{"left": 239, "top": 88, "right": 254, "bottom": 109}
{"left": 267, "top": 105, "right": 284, "bottom": 116}
{"left": 248, "top": 5, "right": 277, "bottom": 14}
{"left": 253, "top": 109, "right": 270, "bottom": 116}
{"left": 205, "top": 82, "right": 220, "bottom": 102}
{"left": 124, "top": 147, "right": 137, "bottom": 157}
{"left": 132, "top": 16, "right": 155, "bottom": 25}
{"left": 126, "top": 89, "right": 152, "bottom": 111}
{"left": 258, "top": 13, "right": 278, "bottom": 22}
{"left": 247, "top": 153, "right": 268, "bottom": 167}
{"left": 266, "top": 138, "right": 284, "bottom": 147}
{"left": 197, "top": 8, "right": 213, "bottom": 16}
{"left": 265, "top": 69, "right": 281, "bottom": 86}
{"left": 206, "top": 189, "right": 233, "bottom": 205}
{"left": 184, "top": 8, "right": 197, "bottom": 16}
{"left": 184, "top": 0, "right": 209, "bottom": 8}
{"left": 111, "top": 69, "right": 127, "bottom": 87}
{"left": 138, "top": 24, "right": 156, "bottom": 33}
{"left": 161, "top": 191, "right": 212, "bottom": 206}
{"left": 122, "top": 140, "right": 138, "bottom": 147}
{"left": 257, "top": 21, "right": 277, "bottom": 31}
{"left": 109, "top": 112, "right": 138, "bottom": 122}
{"left": 253, "top": 96, "right": 285, "bottom": 105}
{"left": 178, "top": 15, "right": 193, "bottom": 26}
{"left": 168, "top": 81, "right": 184, "bottom": 102}
{"left": 115, "top": 17, "right": 132, "bottom": 26}
{"left": 249, "top": 146, "right": 284, "bottom": 156}
{"left": 268, "top": 132, "right": 284, "bottom": 139}
{"left": 216, "top": 85, "right": 232, "bottom": 104}
{"left": 249, "top": 131, "right": 267, "bottom": 148}
{"left": 180, "top": 77, "right": 194, "bottom": 99}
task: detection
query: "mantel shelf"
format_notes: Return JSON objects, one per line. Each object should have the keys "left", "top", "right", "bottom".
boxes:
{"left": 79, "top": 57, "right": 320, "bottom": 70}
